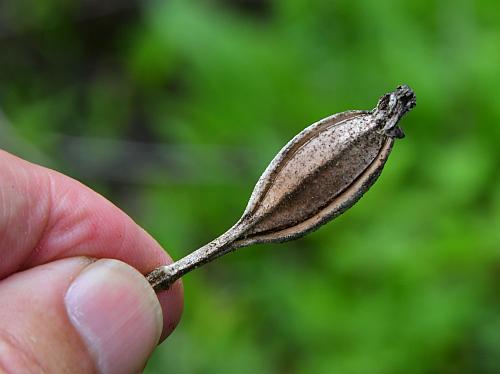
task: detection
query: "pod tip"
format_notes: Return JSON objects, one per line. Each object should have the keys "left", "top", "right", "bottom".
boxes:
{"left": 374, "top": 84, "right": 416, "bottom": 139}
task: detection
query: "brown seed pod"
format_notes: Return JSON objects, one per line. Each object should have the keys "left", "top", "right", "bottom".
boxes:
{"left": 147, "top": 85, "right": 416, "bottom": 291}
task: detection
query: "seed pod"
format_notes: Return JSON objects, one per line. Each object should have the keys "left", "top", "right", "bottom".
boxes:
{"left": 147, "top": 85, "right": 416, "bottom": 291}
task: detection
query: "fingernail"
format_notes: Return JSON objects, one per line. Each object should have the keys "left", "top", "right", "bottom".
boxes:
{"left": 65, "top": 259, "right": 163, "bottom": 373}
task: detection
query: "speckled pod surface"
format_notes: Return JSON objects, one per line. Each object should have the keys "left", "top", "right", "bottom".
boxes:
{"left": 147, "top": 85, "right": 416, "bottom": 291}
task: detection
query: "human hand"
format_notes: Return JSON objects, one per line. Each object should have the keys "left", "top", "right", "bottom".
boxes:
{"left": 0, "top": 150, "right": 183, "bottom": 373}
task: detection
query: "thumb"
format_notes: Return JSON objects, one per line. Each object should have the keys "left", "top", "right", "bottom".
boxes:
{"left": 0, "top": 257, "right": 163, "bottom": 374}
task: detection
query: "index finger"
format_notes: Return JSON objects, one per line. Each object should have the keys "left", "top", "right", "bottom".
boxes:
{"left": 0, "top": 149, "right": 183, "bottom": 337}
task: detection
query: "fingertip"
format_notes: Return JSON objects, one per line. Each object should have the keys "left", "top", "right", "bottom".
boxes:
{"left": 156, "top": 279, "right": 184, "bottom": 341}
{"left": 65, "top": 259, "right": 163, "bottom": 373}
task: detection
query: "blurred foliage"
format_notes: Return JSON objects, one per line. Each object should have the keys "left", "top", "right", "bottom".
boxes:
{"left": 1, "top": 0, "right": 500, "bottom": 372}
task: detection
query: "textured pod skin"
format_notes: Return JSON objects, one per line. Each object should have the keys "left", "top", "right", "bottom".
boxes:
{"left": 235, "top": 110, "right": 392, "bottom": 246}
{"left": 147, "top": 85, "right": 416, "bottom": 291}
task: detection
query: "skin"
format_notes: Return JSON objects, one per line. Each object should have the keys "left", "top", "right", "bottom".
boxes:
{"left": 0, "top": 149, "right": 183, "bottom": 373}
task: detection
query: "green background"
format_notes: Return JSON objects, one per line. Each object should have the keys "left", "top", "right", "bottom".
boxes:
{"left": 1, "top": 0, "right": 499, "bottom": 372}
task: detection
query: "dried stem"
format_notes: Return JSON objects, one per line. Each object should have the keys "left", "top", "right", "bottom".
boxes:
{"left": 147, "top": 222, "right": 248, "bottom": 291}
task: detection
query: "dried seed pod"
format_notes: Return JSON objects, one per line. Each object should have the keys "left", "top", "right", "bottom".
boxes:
{"left": 147, "top": 85, "right": 416, "bottom": 291}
